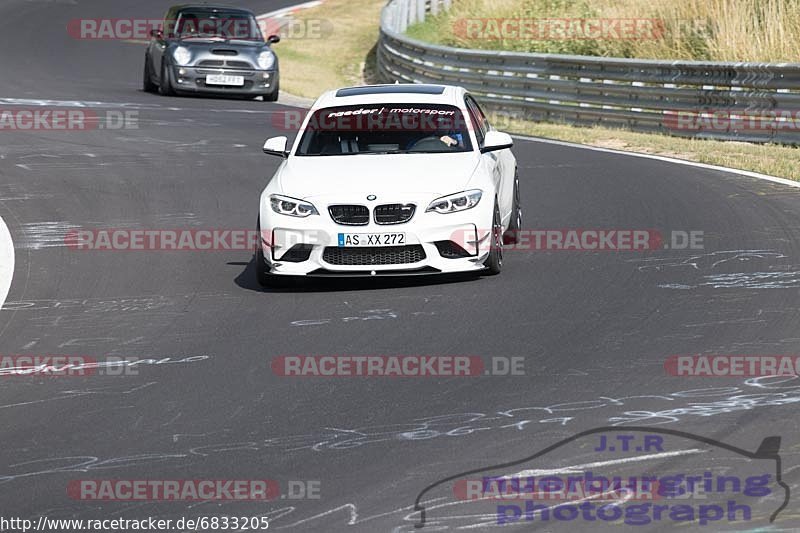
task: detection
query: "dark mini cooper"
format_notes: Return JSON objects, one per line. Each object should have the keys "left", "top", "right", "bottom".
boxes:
{"left": 143, "top": 4, "right": 281, "bottom": 101}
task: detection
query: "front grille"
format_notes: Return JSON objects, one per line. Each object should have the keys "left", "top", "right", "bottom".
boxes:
{"left": 225, "top": 60, "right": 253, "bottom": 69}
{"left": 328, "top": 205, "right": 369, "bottom": 226}
{"left": 198, "top": 59, "right": 253, "bottom": 70}
{"left": 435, "top": 240, "right": 472, "bottom": 259}
{"left": 196, "top": 69, "right": 255, "bottom": 77}
{"left": 374, "top": 203, "right": 415, "bottom": 225}
{"left": 323, "top": 245, "right": 426, "bottom": 266}
{"left": 211, "top": 49, "right": 238, "bottom": 56}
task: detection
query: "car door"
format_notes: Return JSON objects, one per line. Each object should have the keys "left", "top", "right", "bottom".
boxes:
{"left": 465, "top": 95, "right": 514, "bottom": 226}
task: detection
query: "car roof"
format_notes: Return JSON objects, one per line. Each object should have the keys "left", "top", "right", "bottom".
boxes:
{"left": 171, "top": 4, "right": 255, "bottom": 14}
{"left": 312, "top": 84, "right": 468, "bottom": 110}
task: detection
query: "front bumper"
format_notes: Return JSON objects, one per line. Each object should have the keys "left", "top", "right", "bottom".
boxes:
{"left": 258, "top": 204, "right": 495, "bottom": 277}
{"left": 171, "top": 65, "right": 277, "bottom": 95}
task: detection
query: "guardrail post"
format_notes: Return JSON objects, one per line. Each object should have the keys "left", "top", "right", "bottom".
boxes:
{"left": 408, "top": 0, "right": 417, "bottom": 26}
{"left": 417, "top": 0, "right": 426, "bottom": 24}
{"left": 430, "top": 0, "right": 439, "bottom": 15}
{"left": 382, "top": 1, "right": 396, "bottom": 33}
{"left": 398, "top": 0, "right": 409, "bottom": 32}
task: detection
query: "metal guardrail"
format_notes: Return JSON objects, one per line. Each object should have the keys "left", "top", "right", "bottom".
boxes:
{"left": 377, "top": 0, "right": 800, "bottom": 144}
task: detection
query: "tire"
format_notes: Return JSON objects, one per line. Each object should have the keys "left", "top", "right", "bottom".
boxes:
{"left": 158, "top": 60, "right": 175, "bottom": 96}
{"left": 504, "top": 168, "right": 522, "bottom": 244}
{"left": 142, "top": 55, "right": 157, "bottom": 93}
{"left": 484, "top": 200, "right": 504, "bottom": 275}
{"left": 262, "top": 78, "right": 279, "bottom": 102}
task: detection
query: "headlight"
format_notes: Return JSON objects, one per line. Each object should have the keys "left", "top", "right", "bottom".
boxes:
{"left": 426, "top": 190, "right": 482, "bottom": 214}
{"left": 173, "top": 46, "right": 191, "bottom": 66}
{"left": 269, "top": 194, "right": 318, "bottom": 217}
{"left": 257, "top": 51, "right": 276, "bottom": 70}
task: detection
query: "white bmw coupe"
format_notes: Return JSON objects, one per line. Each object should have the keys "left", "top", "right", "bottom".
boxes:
{"left": 255, "top": 84, "right": 520, "bottom": 286}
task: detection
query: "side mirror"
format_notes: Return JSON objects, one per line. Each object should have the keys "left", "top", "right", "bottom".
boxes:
{"left": 480, "top": 130, "right": 513, "bottom": 153}
{"left": 267, "top": 34, "right": 281, "bottom": 44}
{"left": 150, "top": 28, "right": 164, "bottom": 40}
{"left": 263, "top": 136, "right": 289, "bottom": 157}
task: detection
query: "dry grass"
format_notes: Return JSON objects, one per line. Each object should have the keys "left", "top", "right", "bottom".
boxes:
{"left": 407, "top": 0, "right": 800, "bottom": 61}
{"left": 275, "top": 0, "right": 385, "bottom": 98}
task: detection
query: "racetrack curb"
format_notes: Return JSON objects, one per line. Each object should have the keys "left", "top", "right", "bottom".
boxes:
{"left": 0, "top": 214, "right": 14, "bottom": 309}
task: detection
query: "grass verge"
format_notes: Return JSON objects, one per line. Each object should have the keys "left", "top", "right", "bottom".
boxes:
{"left": 277, "top": 0, "right": 800, "bottom": 180}
{"left": 275, "top": 0, "right": 385, "bottom": 98}
{"left": 406, "top": 0, "right": 800, "bottom": 62}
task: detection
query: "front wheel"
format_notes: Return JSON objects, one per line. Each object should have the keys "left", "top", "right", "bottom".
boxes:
{"left": 484, "top": 200, "right": 503, "bottom": 275}
{"left": 158, "top": 60, "right": 175, "bottom": 96}
{"left": 142, "top": 55, "right": 157, "bottom": 93}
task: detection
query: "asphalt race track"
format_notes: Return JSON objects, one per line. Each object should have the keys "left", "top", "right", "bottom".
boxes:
{"left": 2, "top": 0, "right": 800, "bottom": 531}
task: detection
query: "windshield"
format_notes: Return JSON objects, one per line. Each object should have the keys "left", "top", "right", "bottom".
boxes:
{"left": 173, "top": 11, "right": 263, "bottom": 40}
{"left": 295, "top": 104, "right": 474, "bottom": 156}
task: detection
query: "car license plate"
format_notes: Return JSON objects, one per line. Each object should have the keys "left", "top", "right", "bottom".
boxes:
{"left": 338, "top": 233, "right": 406, "bottom": 247}
{"left": 206, "top": 74, "right": 245, "bottom": 86}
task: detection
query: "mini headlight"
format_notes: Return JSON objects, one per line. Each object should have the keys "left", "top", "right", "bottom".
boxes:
{"left": 269, "top": 194, "right": 318, "bottom": 217}
{"left": 173, "top": 46, "right": 191, "bottom": 66}
{"left": 257, "top": 51, "right": 276, "bottom": 70}
{"left": 426, "top": 190, "right": 482, "bottom": 214}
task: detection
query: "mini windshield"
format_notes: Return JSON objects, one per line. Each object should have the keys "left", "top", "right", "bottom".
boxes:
{"left": 295, "top": 104, "right": 474, "bottom": 156}
{"left": 173, "top": 11, "right": 263, "bottom": 40}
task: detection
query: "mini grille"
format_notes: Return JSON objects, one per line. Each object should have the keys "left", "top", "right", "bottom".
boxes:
{"left": 374, "top": 203, "right": 415, "bottom": 225}
{"left": 225, "top": 60, "right": 253, "bottom": 69}
{"left": 328, "top": 205, "right": 369, "bottom": 225}
{"left": 323, "top": 245, "right": 426, "bottom": 266}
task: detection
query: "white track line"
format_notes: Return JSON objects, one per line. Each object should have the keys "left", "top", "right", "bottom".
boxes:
{"left": 0, "top": 214, "right": 14, "bottom": 309}
{"left": 256, "top": 0, "right": 323, "bottom": 21}
{"left": 513, "top": 134, "right": 800, "bottom": 189}
{"left": 509, "top": 449, "right": 706, "bottom": 478}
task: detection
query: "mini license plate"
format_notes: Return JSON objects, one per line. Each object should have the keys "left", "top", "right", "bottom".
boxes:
{"left": 206, "top": 74, "right": 245, "bottom": 86}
